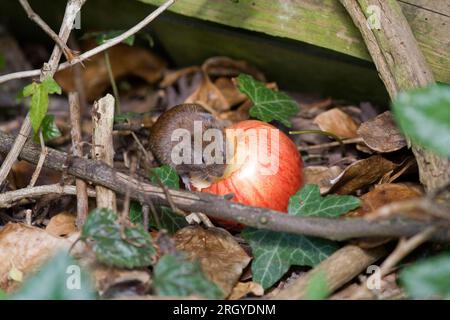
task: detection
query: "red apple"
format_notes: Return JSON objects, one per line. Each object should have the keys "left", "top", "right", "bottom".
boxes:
{"left": 196, "top": 120, "right": 303, "bottom": 227}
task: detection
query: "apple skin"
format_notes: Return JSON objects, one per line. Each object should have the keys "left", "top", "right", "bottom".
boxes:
{"left": 197, "top": 120, "right": 303, "bottom": 227}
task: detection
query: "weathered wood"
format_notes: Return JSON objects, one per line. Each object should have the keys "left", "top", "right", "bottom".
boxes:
{"left": 274, "top": 245, "right": 386, "bottom": 299}
{"left": 141, "top": 0, "right": 450, "bottom": 84}
{"left": 340, "top": 0, "right": 450, "bottom": 191}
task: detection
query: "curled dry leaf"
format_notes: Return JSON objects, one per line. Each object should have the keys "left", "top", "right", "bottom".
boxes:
{"left": 303, "top": 166, "right": 343, "bottom": 194}
{"left": 228, "top": 281, "right": 264, "bottom": 300}
{"left": 347, "top": 183, "right": 423, "bottom": 218}
{"left": 160, "top": 66, "right": 201, "bottom": 88}
{"left": 55, "top": 44, "right": 166, "bottom": 101}
{"left": 174, "top": 226, "right": 251, "bottom": 297}
{"left": 45, "top": 212, "right": 78, "bottom": 237}
{"left": 214, "top": 77, "right": 247, "bottom": 107}
{"left": 357, "top": 111, "right": 407, "bottom": 153}
{"left": 0, "top": 223, "right": 72, "bottom": 292}
{"left": 202, "top": 56, "right": 266, "bottom": 82}
{"left": 328, "top": 155, "right": 399, "bottom": 195}
{"left": 185, "top": 73, "right": 230, "bottom": 112}
{"left": 313, "top": 108, "right": 359, "bottom": 139}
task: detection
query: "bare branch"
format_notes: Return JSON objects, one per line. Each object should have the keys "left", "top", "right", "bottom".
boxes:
{"left": 0, "top": 0, "right": 176, "bottom": 84}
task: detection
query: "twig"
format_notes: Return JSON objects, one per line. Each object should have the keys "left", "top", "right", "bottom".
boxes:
{"left": 273, "top": 245, "right": 387, "bottom": 299}
{"left": 0, "top": 0, "right": 176, "bottom": 84}
{"left": 298, "top": 137, "right": 363, "bottom": 151}
{"left": 18, "top": 0, "right": 75, "bottom": 62}
{"left": 339, "top": 0, "right": 449, "bottom": 191}
{"left": 290, "top": 130, "right": 346, "bottom": 155}
{"left": 69, "top": 92, "right": 89, "bottom": 228}
{"left": 0, "top": 0, "right": 85, "bottom": 187}
{"left": 92, "top": 94, "right": 116, "bottom": 210}
{"left": 27, "top": 131, "right": 48, "bottom": 187}
{"left": 0, "top": 183, "right": 96, "bottom": 208}
{"left": 350, "top": 227, "right": 436, "bottom": 299}
{"left": 104, "top": 51, "right": 121, "bottom": 114}
{"left": 1, "top": 130, "right": 450, "bottom": 242}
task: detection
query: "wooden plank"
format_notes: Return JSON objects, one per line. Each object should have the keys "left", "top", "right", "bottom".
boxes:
{"left": 141, "top": 0, "right": 450, "bottom": 84}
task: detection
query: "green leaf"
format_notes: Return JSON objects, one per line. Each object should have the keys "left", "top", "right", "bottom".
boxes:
{"left": 400, "top": 253, "right": 450, "bottom": 299}
{"left": 10, "top": 251, "right": 96, "bottom": 300}
{"left": 236, "top": 74, "right": 299, "bottom": 127}
{"left": 288, "top": 184, "right": 361, "bottom": 217}
{"left": 243, "top": 184, "right": 360, "bottom": 289}
{"left": 305, "top": 271, "right": 329, "bottom": 300}
{"left": 392, "top": 84, "right": 450, "bottom": 157}
{"left": 37, "top": 115, "right": 61, "bottom": 142}
{"left": 150, "top": 165, "right": 180, "bottom": 189}
{"left": 81, "top": 208, "right": 156, "bottom": 268}
{"left": 22, "top": 78, "right": 62, "bottom": 134}
{"left": 41, "top": 78, "right": 62, "bottom": 95}
{"left": 242, "top": 228, "right": 338, "bottom": 289}
{"left": 153, "top": 254, "right": 224, "bottom": 299}
{"left": 0, "top": 289, "right": 7, "bottom": 300}
{"left": 129, "top": 202, "right": 187, "bottom": 234}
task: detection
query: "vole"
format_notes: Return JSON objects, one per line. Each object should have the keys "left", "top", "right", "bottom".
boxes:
{"left": 149, "top": 104, "right": 227, "bottom": 188}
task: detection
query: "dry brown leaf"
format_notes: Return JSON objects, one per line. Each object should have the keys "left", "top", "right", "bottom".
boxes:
{"left": 174, "top": 226, "right": 251, "bottom": 297}
{"left": 214, "top": 77, "right": 247, "bottom": 107}
{"left": 304, "top": 166, "right": 343, "bottom": 194}
{"left": 160, "top": 66, "right": 201, "bottom": 88}
{"left": 202, "top": 56, "right": 265, "bottom": 82}
{"left": 313, "top": 108, "right": 359, "bottom": 139}
{"left": 185, "top": 73, "right": 230, "bottom": 112}
{"left": 347, "top": 183, "right": 423, "bottom": 218}
{"left": 357, "top": 111, "right": 407, "bottom": 153}
{"left": 10, "top": 161, "right": 61, "bottom": 189}
{"left": 55, "top": 44, "right": 166, "bottom": 101}
{"left": 0, "top": 223, "right": 72, "bottom": 291}
{"left": 45, "top": 212, "right": 77, "bottom": 237}
{"left": 228, "top": 281, "right": 264, "bottom": 300}
{"left": 328, "top": 155, "right": 399, "bottom": 195}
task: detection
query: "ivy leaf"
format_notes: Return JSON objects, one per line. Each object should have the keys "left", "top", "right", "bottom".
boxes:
{"left": 392, "top": 84, "right": 450, "bottom": 157}
{"left": 153, "top": 254, "right": 224, "bottom": 299}
{"left": 242, "top": 184, "right": 360, "bottom": 289}
{"left": 130, "top": 201, "right": 187, "bottom": 234}
{"left": 400, "top": 253, "right": 450, "bottom": 299}
{"left": 236, "top": 74, "right": 299, "bottom": 127}
{"left": 150, "top": 165, "right": 180, "bottom": 189}
{"left": 22, "top": 78, "right": 61, "bottom": 134}
{"left": 81, "top": 208, "right": 156, "bottom": 268}
{"left": 146, "top": 165, "right": 187, "bottom": 233}
{"left": 34, "top": 115, "right": 61, "bottom": 142}
{"left": 114, "top": 111, "right": 142, "bottom": 123}
{"left": 288, "top": 184, "right": 361, "bottom": 217}
{"left": 242, "top": 228, "right": 338, "bottom": 289}
{"left": 0, "top": 289, "right": 7, "bottom": 300}
{"left": 10, "top": 251, "right": 96, "bottom": 300}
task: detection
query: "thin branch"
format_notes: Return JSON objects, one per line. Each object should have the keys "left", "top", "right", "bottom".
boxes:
{"left": 298, "top": 137, "right": 363, "bottom": 152}
{"left": 27, "top": 131, "right": 48, "bottom": 187}
{"left": 273, "top": 245, "right": 387, "bottom": 299}
{"left": 0, "top": 183, "right": 96, "bottom": 208}
{"left": 18, "top": 0, "right": 75, "bottom": 62}
{"left": 1, "top": 130, "right": 450, "bottom": 242}
{"left": 0, "top": 0, "right": 176, "bottom": 84}
{"left": 0, "top": 0, "right": 85, "bottom": 187}
{"left": 350, "top": 227, "right": 436, "bottom": 299}
{"left": 69, "top": 92, "right": 89, "bottom": 228}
